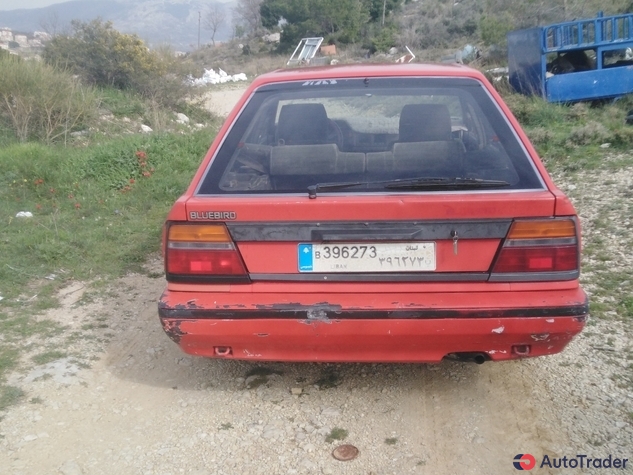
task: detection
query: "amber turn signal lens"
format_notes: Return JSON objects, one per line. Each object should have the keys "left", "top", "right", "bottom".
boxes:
{"left": 507, "top": 219, "right": 576, "bottom": 239}
{"left": 168, "top": 224, "right": 231, "bottom": 242}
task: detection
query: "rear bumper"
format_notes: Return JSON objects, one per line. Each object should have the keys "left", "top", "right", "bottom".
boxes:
{"left": 158, "top": 288, "right": 588, "bottom": 363}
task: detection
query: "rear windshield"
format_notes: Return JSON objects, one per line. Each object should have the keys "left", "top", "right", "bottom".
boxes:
{"left": 197, "top": 77, "right": 543, "bottom": 195}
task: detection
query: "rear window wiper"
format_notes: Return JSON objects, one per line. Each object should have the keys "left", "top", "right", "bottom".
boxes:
{"left": 383, "top": 177, "right": 510, "bottom": 190}
{"left": 308, "top": 177, "right": 509, "bottom": 198}
{"left": 308, "top": 181, "right": 366, "bottom": 199}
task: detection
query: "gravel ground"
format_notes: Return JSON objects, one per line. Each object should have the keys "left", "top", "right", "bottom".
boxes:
{"left": 0, "top": 91, "right": 632, "bottom": 474}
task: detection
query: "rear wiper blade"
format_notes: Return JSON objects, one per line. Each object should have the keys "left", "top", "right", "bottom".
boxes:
{"left": 308, "top": 177, "right": 510, "bottom": 198}
{"left": 383, "top": 177, "right": 510, "bottom": 190}
{"left": 308, "top": 181, "right": 366, "bottom": 199}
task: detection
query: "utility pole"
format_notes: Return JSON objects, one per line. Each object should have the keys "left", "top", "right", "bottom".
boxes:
{"left": 198, "top": 11, "right": 201, "bottom": 49}
{"left": 382, "top": 0, "right": 387, "bottom": 27}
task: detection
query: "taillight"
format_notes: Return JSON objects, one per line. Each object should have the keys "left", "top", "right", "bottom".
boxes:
{"left": 490, "top": 218, "right": 579, "bottom": 281}
{"left": 165, "top": 223, "right": 249, "bottom": 283}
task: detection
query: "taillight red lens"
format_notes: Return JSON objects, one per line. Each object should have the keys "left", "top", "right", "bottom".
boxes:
{"left": 165, "top": 223, "right": 249, "bottom": 282}
{"left": 491, "top": 218, "right": 580, "bottom": 279}
{"left": 493, "top": 246, "right": 578, "bottom": 273}
{"left": 167, "top": 249, "right": 247, "bottom": 275}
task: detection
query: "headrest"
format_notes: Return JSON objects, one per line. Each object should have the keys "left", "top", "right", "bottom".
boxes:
{"left": 399, "top": 103, "right": 452, "bottom": 142}
{"left": 277, "top": 103, "right": 329, "bottom": 145}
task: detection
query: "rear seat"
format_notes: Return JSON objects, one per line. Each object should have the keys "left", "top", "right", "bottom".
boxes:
{"left": 270, "top": 144, "right": 365, "bottom": 175}
{"left": 366, "top": 103, "right": 463, "bottom": 174}
{"left": 271, "top": 103, "right": 365, "bottom": 176}
{"left": 269, "top": 102, "right": 463, "bottom": 177}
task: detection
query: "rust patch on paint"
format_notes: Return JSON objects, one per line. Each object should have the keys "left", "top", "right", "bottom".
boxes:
{"left": 161, "top": 319, "right": 188, "bottom": 344}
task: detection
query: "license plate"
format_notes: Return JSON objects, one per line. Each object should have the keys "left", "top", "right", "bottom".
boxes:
{"left": 298, "top": 243, "right": 436, "bottom": 273}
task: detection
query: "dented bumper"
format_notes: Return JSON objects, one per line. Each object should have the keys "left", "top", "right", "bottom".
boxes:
{"left": 158, "top": 288, "right": 587, "bottom": 363}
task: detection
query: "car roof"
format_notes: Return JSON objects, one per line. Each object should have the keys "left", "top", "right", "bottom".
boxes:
{"left": 250, "top": 63, "right": 486, "bottom": 88}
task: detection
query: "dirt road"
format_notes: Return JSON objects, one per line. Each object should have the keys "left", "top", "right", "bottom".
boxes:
{"left": 1, "top": 87, "right": 632, "bottom": 475}
{"left": 0, "top": 270, "right": 571, "bottom": 475}
{"left": 3, "top": 269, "right": 630, "bottom": 475}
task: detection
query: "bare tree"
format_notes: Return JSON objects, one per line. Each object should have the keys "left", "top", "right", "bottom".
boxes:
{"left": 233, "top": 0, "right": 263, "bottom": 36}
{"left": 204, "top": 4, "right": 227, "bottom": 46}
{"left": 39, "top": 10, "right": 65, "bottom": 37}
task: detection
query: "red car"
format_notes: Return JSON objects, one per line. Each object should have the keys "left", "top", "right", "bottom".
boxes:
{"left": 159, "top": 63, "right": 587, "bottom": 363}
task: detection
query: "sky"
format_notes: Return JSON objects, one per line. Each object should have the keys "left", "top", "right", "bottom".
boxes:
{"left": 0, "top": 0, "right": 233, "bottom": 11}
{"left": 1, "top": 0, "right": 72, "bottom": 10}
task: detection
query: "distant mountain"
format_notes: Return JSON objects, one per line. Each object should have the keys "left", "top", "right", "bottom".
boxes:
{"left": 0, "top": 0, "right": 235, "bottom": 51}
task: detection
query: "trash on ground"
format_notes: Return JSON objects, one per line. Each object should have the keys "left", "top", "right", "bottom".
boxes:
{"left": 188, "top": 68, "right": 248, "bottom": 86}
{"left": 332, "top": 444, "right": 359, "bottom": 461}
{"left": 287, "top": 37, "right": 324, "bottom": 66}
{"left": 15, "top": 211, "right": 33, "bottom": 218}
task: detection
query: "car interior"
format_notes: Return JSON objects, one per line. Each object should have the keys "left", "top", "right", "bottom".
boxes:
{"left": 216, "top": 96, "right": 521, "bottom": 193}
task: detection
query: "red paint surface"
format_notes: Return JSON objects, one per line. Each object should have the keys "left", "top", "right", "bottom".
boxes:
{"left": 166, "top": 316, "right": 584, "bottom": 363}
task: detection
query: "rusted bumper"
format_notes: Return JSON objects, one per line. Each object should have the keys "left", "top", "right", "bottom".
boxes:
{"left": 158, "top": 288, "right": 587, "bottom": 363}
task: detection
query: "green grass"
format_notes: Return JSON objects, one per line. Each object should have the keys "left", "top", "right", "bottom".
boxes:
{"left": 502, "top": 92, "right": 633, "bottom": 173}
{"left": 0, "top": 386, "right": 25, "bottom": 411}
{"left": 0, "top": 117, "right": 218, "bottom": 410}
{"left": 32, "top": 350, "right": 68, "bottom": 365}
{"left": 0, "top": 129, "right": 215, "bottom": 299}
{"left": 99, "top": 87, "right": 146, "bottom": 118}
{"left": 325, "top": 427, "right": 348, "bottom": 443}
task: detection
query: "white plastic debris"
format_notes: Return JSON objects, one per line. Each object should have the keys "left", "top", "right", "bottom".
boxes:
{"left": 140, "top": 124, "right": 153, "bottom": 133}
{"left": 0, "top": 296, "right": 4, "bottom": 301}
{"left": 176, "top": 113, "right": 190, "bottom": 124}
{"left": 187, "top": 68, "right": 248, "bottom": 86}
{"left": 15, "top": 211, "right": 33, "bottom": 218}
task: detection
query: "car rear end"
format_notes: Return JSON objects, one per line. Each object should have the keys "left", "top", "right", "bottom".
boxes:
{"left": 159, "top": 64, "right": 587, "bottom": 363}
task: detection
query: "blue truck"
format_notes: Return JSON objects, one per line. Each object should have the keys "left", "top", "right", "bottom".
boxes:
{"left": 507, "top": 12, "right": 633, "bottom": 102}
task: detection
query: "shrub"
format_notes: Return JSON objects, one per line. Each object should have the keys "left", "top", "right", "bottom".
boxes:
{"left": 43, "top": 20, "right": 200, "bottom": 114}
{"left": 568, "top": 121, "right": 610, "bottom": 146}
{"left": 44, "top": 19, "right": 163, "bottom": 91}
{"left": 567, "top": 103, "right": 589, "bottom": 121}
{"left": 372, "top": 26, "right": 397, "bottom": 53}
{"left": 0, "top": 54, "right": 99, "bottom": 143}
{"left": 131, "top": 46, "right": 203, "bottom": 112}
{"left": 479, "top": 15, "right": 513, "bottom": 47}
{"left": 526, "top": 127, "right": 555, "bottom": 146}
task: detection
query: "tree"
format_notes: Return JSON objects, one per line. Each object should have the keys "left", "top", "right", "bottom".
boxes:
{"left": 365, "top": 0, "right": 401, "bottom": 24}
{"left": 39, "top": 10, "right": 66, "bottom": 38}
{"left": 233, "top": 0, "right": 264, "bottom": 36}
{"left": 261, "top": 0, "right": 372, "bottom": 50}
{"left": 205, "top": 4, "right": 227, "bottom": 45}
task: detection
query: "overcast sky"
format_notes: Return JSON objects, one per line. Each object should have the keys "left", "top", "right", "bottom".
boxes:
{"left": 1, "top": 0, "right": 71, "bottom": 10}
{"left": 0, "top": 0, "right": 233, "bottom": 11}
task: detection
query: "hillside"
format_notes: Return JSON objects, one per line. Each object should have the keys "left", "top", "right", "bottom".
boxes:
{"left": 0, "top": 0, "right": 236, "bottom": 51}
{"left": 1, "top": 0, "right": 631, "bottom": 56}
{"left": 394, "top": 0, "right": 632, "bottom": 51}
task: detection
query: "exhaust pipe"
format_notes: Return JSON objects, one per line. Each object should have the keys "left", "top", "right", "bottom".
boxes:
{"left": 446, "top": 352, "right": 489, "bottom": 364}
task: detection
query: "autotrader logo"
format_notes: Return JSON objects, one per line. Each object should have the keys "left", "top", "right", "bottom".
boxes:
{"left": 513, "top": 453, "right": 629, "bottom": 470}
{"left": 514, "top": 454, "right": 536, "bottom": 470}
